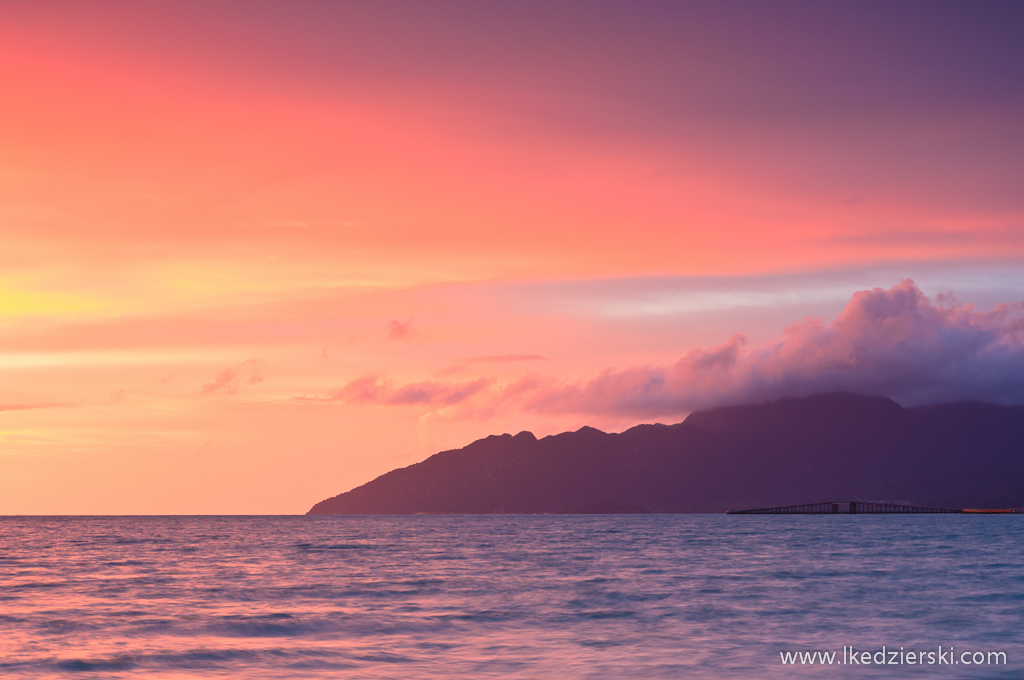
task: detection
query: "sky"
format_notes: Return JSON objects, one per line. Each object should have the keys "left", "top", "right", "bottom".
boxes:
{"left": 1, "top": 1, "right": 1022, "bottom": 514}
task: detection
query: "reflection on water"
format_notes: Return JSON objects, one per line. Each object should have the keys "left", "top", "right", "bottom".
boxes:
{"left": 0, "top": 515, "right": 1021, "bottom": 678}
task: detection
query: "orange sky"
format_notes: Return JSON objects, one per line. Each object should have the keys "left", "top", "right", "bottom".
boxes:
{"left": 1, "top": 2, "right": 1022, "bottom": 513}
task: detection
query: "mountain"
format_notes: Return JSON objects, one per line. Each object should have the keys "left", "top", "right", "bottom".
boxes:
{"left": 307, "top": 393, "right": 1024, "bottom": 514}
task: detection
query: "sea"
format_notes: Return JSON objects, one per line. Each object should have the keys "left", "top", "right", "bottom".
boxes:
{"left": 0, "top": 515, "right": 1021, "bottom": 679}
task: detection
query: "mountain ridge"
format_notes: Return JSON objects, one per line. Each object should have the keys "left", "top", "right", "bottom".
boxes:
{"left": 307, "top": 393, "right": 1024, "bottom": 514}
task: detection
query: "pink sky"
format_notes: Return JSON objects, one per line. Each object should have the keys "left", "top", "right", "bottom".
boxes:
{"left": 1, "top": 2, "right": 1022, "bottom": 513}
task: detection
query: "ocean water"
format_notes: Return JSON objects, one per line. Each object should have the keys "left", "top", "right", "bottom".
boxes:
{"left": 0, "top": 516, "right": 1021, "bottom": 679}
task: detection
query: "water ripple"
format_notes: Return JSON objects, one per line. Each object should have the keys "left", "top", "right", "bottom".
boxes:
{"left": 0, "top": 515, "right": 1020, "bottom": 679}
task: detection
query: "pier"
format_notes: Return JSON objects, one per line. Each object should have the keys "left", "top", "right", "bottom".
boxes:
{"left": 728, "top": 501, "right": 967, "bottom": 514}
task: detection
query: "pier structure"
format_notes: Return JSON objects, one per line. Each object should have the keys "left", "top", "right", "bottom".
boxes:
{"left": 728, "top": 501, "right": 965, "bottom": 514}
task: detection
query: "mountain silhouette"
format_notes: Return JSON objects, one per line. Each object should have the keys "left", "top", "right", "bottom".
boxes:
{"left": 307, "top": 393, "right": 1024, "bottom": 514}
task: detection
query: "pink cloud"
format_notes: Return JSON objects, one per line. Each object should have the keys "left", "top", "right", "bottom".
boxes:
{"left": 303, "top": 375, "right": 494, "bottom": 407}
{"left": 313, "top": 281, "right": 1024, "bottom": 417}
{"left": 385, "top": 319, "right": 418, "bottom": 341}
{"left": 0, "top": 402, "right": 73, "bottom": 412}
{"left": 464, "top": 354, "right": 547, "bottom": 362}
{"left": 519, "top": 279, "right": 1024, "bottom": 414}
{"left": 201, "top": 358, "right": 265, "bottom": 396}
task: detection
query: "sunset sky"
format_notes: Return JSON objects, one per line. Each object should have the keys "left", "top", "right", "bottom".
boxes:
{"left": 2, "top": 1, "right": 1023, "bottom": 513}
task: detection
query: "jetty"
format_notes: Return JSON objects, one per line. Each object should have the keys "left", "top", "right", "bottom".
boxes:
{"left": 726, "top": 501, "right": 1021, "bottom": 514}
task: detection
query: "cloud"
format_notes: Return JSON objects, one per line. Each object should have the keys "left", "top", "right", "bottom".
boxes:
{"left": 300, "top": 375, "right": 494, "bottom": 407}
{"left": 512, "top": 279, "right": 1024, "bottom": 415}
{"left": 464, "top": 354, "right": 547, "bottom": 363}
{"left": 385, "top": 318, "right": 418, "bottom": 341}
{"left": 201, "top": 358, "right": 265, "bottom": 396}
{"left": 306, "top": 281, "right": 1024, "bottom": 417}
{"left": 0, "top": 402, "right": 73, "bottom": 412}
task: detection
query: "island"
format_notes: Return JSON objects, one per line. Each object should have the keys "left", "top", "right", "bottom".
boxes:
{"left": 307, "top": 393, "right": 1024, "bottom": 514}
